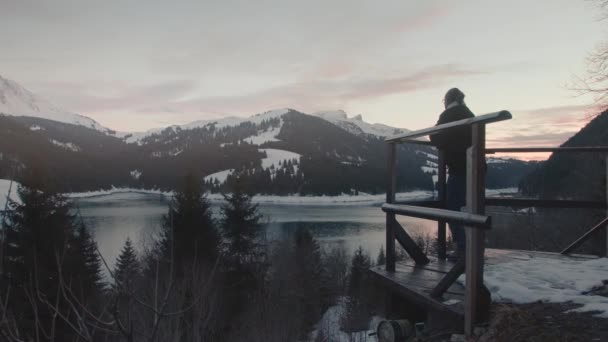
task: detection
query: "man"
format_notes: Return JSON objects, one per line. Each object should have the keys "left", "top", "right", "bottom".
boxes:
{"left": 430, "top": 88, "right": 475, "bottom": 260}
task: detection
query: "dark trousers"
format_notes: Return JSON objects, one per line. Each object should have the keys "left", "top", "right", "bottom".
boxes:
{"left": 447, "top": 174, "right": 466, "bottom": 251}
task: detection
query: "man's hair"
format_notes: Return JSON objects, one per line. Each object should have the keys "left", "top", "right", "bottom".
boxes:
{"left": 444, "top": 88, "right": 465, "bottom": 105}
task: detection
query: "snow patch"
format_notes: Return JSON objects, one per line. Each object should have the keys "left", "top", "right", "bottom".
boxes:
{"left": 204, "top": 169, "right": 235, "bottom": 183}
{"left": 130, "top": 170, "right": 142, "bottom": 180}
{"left": 464, "top": 257, "right": 608, "bottom": 317}
{"left": 50, "top": 139, "right": 81, "bottom": 152}
{"left": 243, "top": 125, "right": 282, "bottom": 145}
{"left": 29, "top": 125, "right": 43, "bottom": 131}
{"left": 259, "top": 148, "right": 301, "bottom": 169}
{"left": 0, "top": 179, "right": 21, "bottom": 210}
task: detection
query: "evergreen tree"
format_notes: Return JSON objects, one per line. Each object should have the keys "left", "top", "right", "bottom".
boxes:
{"left": 221, "top": 179, "right": 263, "bottom": 269}
{"left": 293, "top": 226, "right": 330, "bottom": 334}
{"left": 221, "top": 178, "right": 265, "bottom": 324}
{"left": 342, "top": 246, "right": 372, "bottom": 332}
{"left": 159, "top": 173, "right": 219, "bottom": 270}
{"left": 376, "top": 245, "right": 386, "bottom": 266}
{"left": 1, "top": 175, "right": 98, "bottom": 341}
{"left": 69, "top": 223, "right": 104, "bottom": 300}
{"left": 114, "top": 237, "right": 140, "bottom": 292}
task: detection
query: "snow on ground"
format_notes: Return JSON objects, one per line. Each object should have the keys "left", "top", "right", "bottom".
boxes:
{"left": 259, "top": 148, "right": 301, "bottom": 169}
{"left": 0, "top": 75, "right": 110, "bottom": 133}
{"left": 204, "top": 169, "right": 235, "bottom": 183}
{"left": 459, "top": 256, "right": 608, "bottom": 317}
{"left": 421, "top": 166, "right": 436, "bottom": 174}
{"left": 487, "top": 157, "right": 509, "bottom": 164}
{"left": 29, "top": 125, "right": 43, "bottom": 131}
{"left": 0, "top": 179, "right": 21, "bottom": 209}
{"left": 50, "top": 139, "right": 81, "bottom": 152}
{"left": 243, "top": 125, "right": 281, "bottom": 145}
{"left": 417, "top": 151, "right": 438, "bottom": 160}
{"left": 123, "top": 109, "right": 290, "bottom": 144}
{"left": 309, "top": 297, "right": 383, "bottom": 342}
{"left": 130, "top": 170, "right": 142, "bottom": 180}
{"left": 63, "top": 187, "right": 518, "bottom": 206}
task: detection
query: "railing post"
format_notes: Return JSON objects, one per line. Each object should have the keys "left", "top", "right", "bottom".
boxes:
{"left": 464, "top": 123, "right": 488, "bottom": 336}
{"left": 437, "top": 150, "right": 447, "bottom": 260}
{"left": 605, "top": 155, "right": 608, "bottom": 257}
{"left": 386, "top": 143, "right": 397, "bottom": 272}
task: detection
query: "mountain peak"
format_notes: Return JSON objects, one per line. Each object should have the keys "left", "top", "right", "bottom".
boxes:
{"left": 0, "top": 74, "right": 110, "bottom": 133}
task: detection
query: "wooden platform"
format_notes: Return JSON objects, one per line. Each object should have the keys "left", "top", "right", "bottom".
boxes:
{"left": 369, "top": 248, "right": 598, "bottom": 319}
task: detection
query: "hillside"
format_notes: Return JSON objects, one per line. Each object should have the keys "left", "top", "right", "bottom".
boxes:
{"left": 520, "top": 110, "right": 608, "bottom": 201}
{"left": 0, "top": 76, "right": 536, "bottom": 195}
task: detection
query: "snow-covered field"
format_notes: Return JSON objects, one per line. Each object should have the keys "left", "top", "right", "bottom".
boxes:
{"left": 1, "top": 179, "right": 518, "bottom": 207}
{"left": 0, "top": 179, "right": 20, "bottom": 209}
{"left": 460, "top": 256, "right": 608, "bottom": 317}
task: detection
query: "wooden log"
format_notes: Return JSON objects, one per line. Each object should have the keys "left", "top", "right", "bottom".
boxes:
{"left": 386, "top": 143, "right": 397, "bottom": 272}
{"left": 438, "top": 150, "right": 447, "bottom": 260}
{"left": 464, "top": 123, "right": 490, "bottom": 336}
{"left": 394, "top": 221, "right": 430, "bottom": 265}
{"left": 560, "top": 217, "right": 608, "bottom": 255}
{"left": 386, "top": 111, "right": 511, "bottom": 143}
{"left": 382, "top": 204, "right": 491, "bottom": 228}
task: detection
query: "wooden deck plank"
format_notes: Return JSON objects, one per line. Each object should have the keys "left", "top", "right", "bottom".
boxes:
{"left": 369, "top": 248, "right": 599, "bottom": 321}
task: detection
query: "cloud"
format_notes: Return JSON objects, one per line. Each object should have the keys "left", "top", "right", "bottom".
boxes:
{"left": 486, "top": 103, "right": 598, "bottom": 158}
{"left": 29, "top": 80, "right": 198, "bottom": 113}
{"left": 147, "top": 64, "right": 487, "bottom": 115}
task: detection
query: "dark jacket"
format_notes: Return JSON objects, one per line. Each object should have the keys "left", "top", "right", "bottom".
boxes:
{"left": 429, "top": 104, "right": 475, "bottom": 175}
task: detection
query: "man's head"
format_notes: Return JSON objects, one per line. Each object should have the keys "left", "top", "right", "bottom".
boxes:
{"left": 443, "top": 88, "right": 465, "bottom": 108}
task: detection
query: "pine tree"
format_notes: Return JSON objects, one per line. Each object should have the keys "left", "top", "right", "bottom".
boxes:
{"left": 376, "top": 245, "right": 386, "bottom": 266}
{"left": 69, "top": 223, "right": 104, "bottom": 299}
{"left": 221, "top": 178, "right": 265, "bottom": 322}
{"left": 2, "top": 177, "right": 99, "bottom": 340}
{"left": 342, "top": 246, "right": 372, "bottom": 332}
{"left": 159, "top": 173, "right": 219, "bottom": 270}
{"left": 293, "top": 226, "right": 329, "bottom": 333}
{"left": 114, "top": 237, "right": 140, "bottom": 293}
{"left": 221, "top": 179, "right": 263, "bottom": 269}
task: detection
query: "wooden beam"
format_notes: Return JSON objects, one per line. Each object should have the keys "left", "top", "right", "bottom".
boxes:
{"left": 394, "top": 221, "right": 430, "bottom": 265}
{"left": 385, "top": 111, "right": 511, "bottom": 143}
{"left": 437, "top": 150, "right": 447, "bottom": 260}
{"left": 431, "top": 259, "right": 465, "bottom": 299}
{"left": 386, "top": 143, "right": 397, "bottom": 272}
{"left": 464, "top": 123, "right": 490, "bottom": 336}
{"left": 485, "top": 198, "right": 606, "bottom": 209}
{"left": 486, "top": 146, "right": 608, "bottom": 154}
{"left": 560, "top": 217, "right": 608, "bottom": 255}
{"left": 382, "top": 204, "right": 491, "bottom": 229}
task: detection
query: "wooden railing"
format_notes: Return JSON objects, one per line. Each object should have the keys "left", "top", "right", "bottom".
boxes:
{"left": 383, "top": 110, "right": 608, "bottom": 336}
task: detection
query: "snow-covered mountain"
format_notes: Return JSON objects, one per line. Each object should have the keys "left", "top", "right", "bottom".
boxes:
{"left": 0, "top": 75, "right": 110, "bottom": 133}
{"left": 124, "top": 108, "right": 408, "bottom": 144}
{"left": 312, "top": 110, "right": 409, "bottom": 137}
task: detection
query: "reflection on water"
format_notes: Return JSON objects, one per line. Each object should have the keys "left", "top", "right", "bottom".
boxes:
{"left": 75, "top": 193, "right": 437, "bottom": 272}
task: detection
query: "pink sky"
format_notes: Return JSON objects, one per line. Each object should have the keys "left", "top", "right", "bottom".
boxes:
{"left": 1, "top": 0, "right": 605, "bottom": 160}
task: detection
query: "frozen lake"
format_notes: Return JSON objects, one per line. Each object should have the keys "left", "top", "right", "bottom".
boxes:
{"left": 75, "top": 192, "right": 438, "bottom": 271}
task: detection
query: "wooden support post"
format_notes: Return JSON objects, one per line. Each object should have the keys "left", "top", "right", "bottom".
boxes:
{"left": 437, "top": 150, "right": 447, "bottom": 260}
{"left": 394, "top": 221, "right": 430, "bottom": 265}
{"left": 464, "top": 123, "right": 488, "bottom": 337}
{"left": 386, "top": 143, "right": 397, "bottom": 272}
{"left": 605, "top": 155, "right": 608, "bottom": 257}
